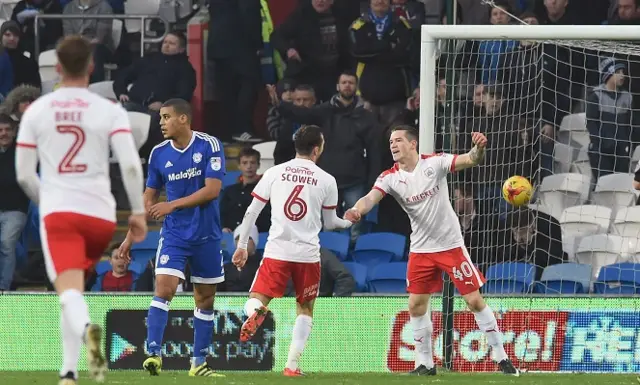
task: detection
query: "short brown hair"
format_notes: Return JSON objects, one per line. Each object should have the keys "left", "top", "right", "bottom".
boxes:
{"left": 56, "top": 35, "right": 93, "bottom": 78}
{"left": 239, "top": 147, "right": 261, "bottom": 162}
{"left": 294, "top": 125, "right": 324, "bottom": 156}
{"left": 391, "top": 124, "right": 419, "bottom": 143}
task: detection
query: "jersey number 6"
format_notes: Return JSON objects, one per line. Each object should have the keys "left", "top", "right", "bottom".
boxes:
{"left": 284, "top": 184, "right": 308, "bottom": 222}
{"left": 57, "top": 125, "right": 87, "bottom": 174}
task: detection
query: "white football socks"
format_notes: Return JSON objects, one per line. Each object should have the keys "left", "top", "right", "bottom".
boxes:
{"left": 411, "top": 313, "right": 434, "bottom": 369}
{"left": 59, "top": 289, "right": 91, "bottom": 378}
{"left": 285, "top": 315, "right": 313, "bottom": 371}
{"left": 473, "top": 305, "right": 508, "bottom": 362}
{"left": 244, "top": 297, "right": 265, "bottom": 318}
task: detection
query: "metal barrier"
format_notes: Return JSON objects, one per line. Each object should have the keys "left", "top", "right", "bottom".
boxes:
{"left": 34, "top": 14, "right": 170, "bottom": 62}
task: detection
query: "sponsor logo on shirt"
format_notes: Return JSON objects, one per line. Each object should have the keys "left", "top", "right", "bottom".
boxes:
{"left": 167, "top": 167, "right": 202, "bottom": 181}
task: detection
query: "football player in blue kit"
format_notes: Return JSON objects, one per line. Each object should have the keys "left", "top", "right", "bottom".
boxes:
{"left": 119, "top": 98, "right": 226, "bottom": 377}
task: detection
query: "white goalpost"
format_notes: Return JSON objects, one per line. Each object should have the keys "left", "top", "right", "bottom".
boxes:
{"left": 419, "top": 24, "right": 640, "bottom": 153}
{"left": 417, "top": 24, "right": 640, "bottom": 373}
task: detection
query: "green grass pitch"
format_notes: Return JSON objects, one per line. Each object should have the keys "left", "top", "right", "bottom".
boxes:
{"left": 2, "top": 371, "right": 639, "bottom": 385}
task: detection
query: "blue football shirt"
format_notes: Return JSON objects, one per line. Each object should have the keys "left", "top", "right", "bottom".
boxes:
{"left": 146, "top": 131, "right": 226, "bottom": 244}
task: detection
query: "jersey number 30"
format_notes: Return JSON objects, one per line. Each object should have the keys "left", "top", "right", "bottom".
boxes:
{"left": 57, "top": 125, "right": 87, "bottom": 173}
{"left": 284, "top": 184, "right": 308, "bottom": 221}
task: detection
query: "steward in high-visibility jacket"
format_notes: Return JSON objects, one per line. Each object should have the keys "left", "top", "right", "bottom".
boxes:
{"left": 259, "top": 0, "right": 283, "bottom": 84}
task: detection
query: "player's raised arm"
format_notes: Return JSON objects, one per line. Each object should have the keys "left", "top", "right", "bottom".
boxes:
{"left": 15, "top": 106, "right": 40, "bottom": 203}
{"left": 452, "top": 132, "right": 487, "bottom": 172}
{"left": 322, "top": 180, "right": 353, "bottom": 230}
{"left": 346, "top": 170, "right": 388, "bottom": 221}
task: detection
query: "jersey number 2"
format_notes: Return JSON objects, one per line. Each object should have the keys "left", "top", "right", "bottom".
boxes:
{"left": 57, "top": 125, "right": 87, "bottom": 173}
{"left": 284, "top": 184, "right": 308, "bottom": 222}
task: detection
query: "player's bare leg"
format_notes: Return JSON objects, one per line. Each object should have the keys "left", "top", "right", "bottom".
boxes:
{"left": 240, "top": 292, "right": 272, "bottom": 342}
{"left": 189, "top": 283, "right": 224, "bottom": 377}
{"left": 54, "top": 269, "right": 105, "bottom": 384}
{"left": 283, "top": 300, "right": 314, "bottom": 377}
{"left": 408, "top": 293, "right": 436, "bottom": 376}
{"left": 463, "top": 290, "right": 520, "bottom": 376}
{"left": 143, "top": 274, "right": 180, "bottom": 376}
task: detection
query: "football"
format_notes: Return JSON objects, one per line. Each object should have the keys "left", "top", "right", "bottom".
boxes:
{"left": 502, "top": 176, "right": 533, "bottom": 207}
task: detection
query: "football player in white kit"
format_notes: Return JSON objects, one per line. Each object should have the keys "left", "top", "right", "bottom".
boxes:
{"left": 346, "top": 125, "right": 520, "bottom": 376}
{"left": 15, "top": 36, "right": 147, "bottom": 385}
{"left": 231, "top": 125, "right": 354, "bottom": 376}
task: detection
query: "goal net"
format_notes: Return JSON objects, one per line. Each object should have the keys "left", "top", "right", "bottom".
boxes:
{"left": 419, "top": 22, "right": 640, "bottom": 373}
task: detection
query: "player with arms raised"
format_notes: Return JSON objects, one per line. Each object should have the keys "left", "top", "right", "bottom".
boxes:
{"left": 232, "top": 125, "right": 354, "bottom": 376}
{"left": 346, "top": 125, "right": 520, "bottom": 376}
{"left": 118, "top": 98, "right": 226, "bottom": 378}
{"left": 15, "top": 36, "right": 147, "bottom": 385}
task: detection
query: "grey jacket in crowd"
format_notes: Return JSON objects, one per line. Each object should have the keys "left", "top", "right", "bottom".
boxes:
{"left": 62, "top": 0, "right": 113, "bottom": 48}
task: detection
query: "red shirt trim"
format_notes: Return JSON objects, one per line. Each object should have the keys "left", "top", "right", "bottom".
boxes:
{"left": 322, "top": 205, "right": 337, "bottom": 210}
{"left": 372, "top": 186, "right": 387, "bottom": 196}
{"left": 110, "top": 128, "right": 132, "bottom": 137}
{"left": 16, "top": 142, "right": 36, "bottom": 148}
{"left": 251, "top": 192, "right": 268, "bottom": 203}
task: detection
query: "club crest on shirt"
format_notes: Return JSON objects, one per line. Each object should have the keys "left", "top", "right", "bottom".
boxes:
{"left": 193, "top": 152, "right": 202, "bottom": 164}
{"left": 159, "top": 255, "right": 169, "bottom": 265}
{"left": 424, "top": 167, "right": 435, "bottom": 178}
{"left": 211, "top": 157, "right": 221, "bottom": 171}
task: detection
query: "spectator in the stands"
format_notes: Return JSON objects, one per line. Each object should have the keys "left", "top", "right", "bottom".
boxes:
{"left": 113, "top": 31, "right": 196, "bottom": 158}
{"left": 1, "top": 21, "right": 41, "bottom": 90}
{"left": 10, "top": 0, "right": 63, "bottom": 57}
{"left": 62, "top": 0, "right": 114, "bottom": 83}
{"left": 0, "top": 46, "right": 12, "bottom": 101}
{"left": 94, "top": 245, "right": 140, "bottom": 291}
{"left": 0, "top": 84, "right": 40, "bottom": 121}
{"left": 285, "top": 248, "right": 355, "bottom": 297}
{"left": 0, "top": 114, "right": 29, "bottom": 291}
{"left": 463, "top": 1, "right": 516, "bottom": 86}
{"left": 219, "top": 225, "right": 261, "bottom": 292}
{"left": 503, "top": 208, "right": 566, "bottom": 280}
{"left": 586, "top": 58, "right": 633, "bottom": 182}
{"left": 272, "top": 84, "right": 317, "bottom": 165}
{"left": 267, "top": 78, "right": 295, "bottom": 162}
{"left": 350, "top": 0, "right": 414, "bottom": 126}
{"left": 207, "top": 0, "right": 262, "bottom": 143}
{"left": 267, "top": 71, "right": 380, "bottom": 240}
{"left": 220, "top": 147, "right": 271, "bottom": 233}
{"left": 453, "top": 184, "right": 501, "bottom": 272}
{"left": 609, "top": 0, "right": 640, "bottom": 24}
{"left": 390, "top": 0, "right": 426, "bottom": 28}
{"left": 271, "top": 0, "right": 352, "bottom": 103}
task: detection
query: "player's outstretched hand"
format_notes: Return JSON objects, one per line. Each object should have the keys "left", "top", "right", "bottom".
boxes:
{"left": 149, "top": 202, "right": 174, "bottom": 220}
{"left": 232, "top": 248, "right": 248, "bottom": 270}
{"left": 344, "top": 208, "right": 362, "bottom": 223}
{"left": 471, "top": 132, "right": 488, "bottom": 149}
{"left": 128, "top": 213, "right": 148, "bottom": 243}
{"left": 117, "top": 239, "right": 133, "bottom": 263}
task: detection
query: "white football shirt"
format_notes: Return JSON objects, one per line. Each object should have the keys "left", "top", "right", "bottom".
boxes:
{"left": 16, "top": 87, "right": 134, "bottom": 223}
{"left": 374, "top": 153, "right": 465, "bottom": 253}
{"left": 251, "top": 158, "right": 339, "bottom": 263}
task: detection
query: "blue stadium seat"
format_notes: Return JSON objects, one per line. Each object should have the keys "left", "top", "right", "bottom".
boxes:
{"left": 319, "top": 232, "right": 350, "bottom": 260}
{"left": 360, "top": 205, "right": 379, "bottom": 233}
{"left": 367, "top": 262, "right": 407, "bottom": 293}
{"left": 91, "top": 260, "right": 147, "bottom": 291}
{"left": 128, "top": 260, "right": 146, "bottom": 275}
{"left": 593, "top": 262, "right": 640, "bottom": 294}
{"left": 95, "top": 260, "right": 111, "bottom": 276}
{"left": 130, "top": 230, "right": 161, "bottom": 262}
{"left": 352, "top": 232, "right": 406, "bottom": 268}
{"left": 222, "top": 170, "right": 241, "bottom": 188}
{"left": 342, "top": 262, "right": 368, "bottom": 292}
{"left": 533, "top": 263, "right": 591, "bottom": 294}
{"left": 257, "top": 232, "right": 268, "bottom": 252}
{"left": 483, "top": 262, "right": 536, "bottom": 294}
{"left": 221, "top": 232, "right": 235, "bottom": 263}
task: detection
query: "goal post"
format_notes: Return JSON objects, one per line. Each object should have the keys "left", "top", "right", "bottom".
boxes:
{"left": 418, "top": 24, "right": 640, "bottom": 153}
{"left": 418, "top": 23, "right": 640, "bottom": 373}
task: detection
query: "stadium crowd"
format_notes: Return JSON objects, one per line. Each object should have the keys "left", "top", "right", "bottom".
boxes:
{"left": 0, "top": 0, "right": 639, "bottom": 295}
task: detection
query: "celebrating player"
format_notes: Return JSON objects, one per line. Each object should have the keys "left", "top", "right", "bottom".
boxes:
{"left": 118, "top": 99, "right": 226, "bottom": 378}
{"left": 232, "top": 125, "right": 354, "bottom": 376}
{"left": 15, "top": 36, "right": 147, "bottom": 385}
{"left": 346, "top": 125, "right": 520, "bottom": 376}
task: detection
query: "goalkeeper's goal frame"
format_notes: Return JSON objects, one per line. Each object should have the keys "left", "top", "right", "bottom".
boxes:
{"left": 417, "top": 23, "right": 640, "bottom": 371}
{"left": 418, "top": 24, "right": 640, "bottom": 153}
